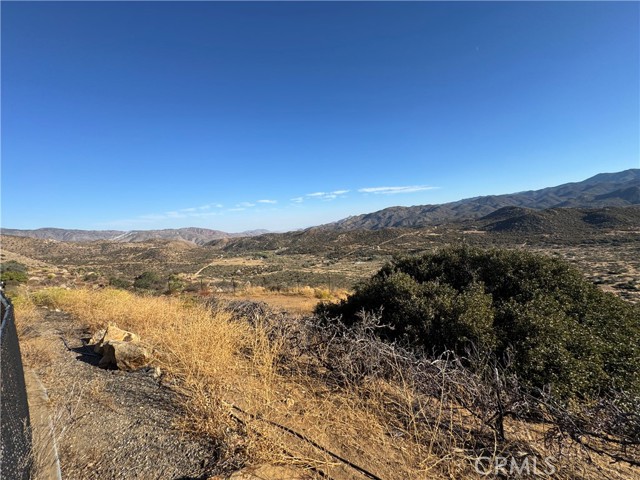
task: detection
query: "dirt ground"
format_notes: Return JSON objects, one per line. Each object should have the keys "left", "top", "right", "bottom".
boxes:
{"left": 19, "top": 308, "right": 226, "bottom": 480}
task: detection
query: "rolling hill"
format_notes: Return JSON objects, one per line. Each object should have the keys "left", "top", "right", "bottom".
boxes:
{"left": 474, "top": 205, "right": 640, "bottom": 234}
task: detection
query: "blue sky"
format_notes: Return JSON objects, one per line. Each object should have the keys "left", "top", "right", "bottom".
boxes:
{"left": 2, "top": 2, "right": 638, "bottom": 232}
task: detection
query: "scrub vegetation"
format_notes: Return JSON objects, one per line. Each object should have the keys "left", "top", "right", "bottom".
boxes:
{"left": 14, "top": 254, "right": 639, "bottom": 479}
{"left": 317, "top": 247, "right": 640, "bottom": 401}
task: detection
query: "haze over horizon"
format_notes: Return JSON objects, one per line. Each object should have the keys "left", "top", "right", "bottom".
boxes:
{"left": 2, "top": 2, "right": 638, "bottom": 232}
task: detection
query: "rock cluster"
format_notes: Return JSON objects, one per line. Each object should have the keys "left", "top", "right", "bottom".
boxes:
{"left": 89, "top": 324, "right": 151, "bottom": 371}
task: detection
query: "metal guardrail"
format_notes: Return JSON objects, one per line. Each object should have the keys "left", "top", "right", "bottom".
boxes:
{"left": 0, "top": 286, "right": 32, "bottom": 480}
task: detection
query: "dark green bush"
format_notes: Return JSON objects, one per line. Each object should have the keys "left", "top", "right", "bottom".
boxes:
{"left": 316, "top": 246, "right": 640, "bottom": 400}
{"left": 133, "top": 271, "right": 163, "bottom": 291}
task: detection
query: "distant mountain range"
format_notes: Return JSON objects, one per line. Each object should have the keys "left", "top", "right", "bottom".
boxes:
{"left": 2, "top": 169, "right": 638, "bottom": 243}
{"left": 321, "top": 169, "right": 639, "bottom": 231}
{"left": 0, "top": 227, "right": 269, "bottom": 245}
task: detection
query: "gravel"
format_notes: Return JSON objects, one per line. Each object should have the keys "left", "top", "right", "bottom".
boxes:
{"left": 22, "top": 309, "right": 225, "bottom": 480}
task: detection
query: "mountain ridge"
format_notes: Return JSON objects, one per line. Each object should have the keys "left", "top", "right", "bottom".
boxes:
{"left": 207, "top": 205, "right": 640, "bottom": 256}
{"left": 0, "top": 226, "right": 269, "bottom": 245}
{"left": 318, "top": 169, "right": 640, "bottom": 231}
{"left": 2, "top": 169, "right": 638, "bottom": 241}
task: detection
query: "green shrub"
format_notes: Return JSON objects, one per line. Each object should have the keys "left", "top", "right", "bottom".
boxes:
{"left": 133, "top": 271, "right": 163, "bottom": 291}
{"left": 167, "top": 274, "right": 185, "bottom": 294}
{"left": 0, "top": 261, "right": 28, "bottom": 283}
{"left": 316, "top": 246, "right": 640, "bottom": 401}
{"left": 1, "top": 270, "right": 29, "bottom": 283}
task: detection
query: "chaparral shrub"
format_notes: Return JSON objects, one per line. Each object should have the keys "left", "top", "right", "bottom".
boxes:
{"left": 316, "top": 246, "right": 640, "bottom": 401}
{"left": 133, "top": 271, "right": 163, "bottom": 291}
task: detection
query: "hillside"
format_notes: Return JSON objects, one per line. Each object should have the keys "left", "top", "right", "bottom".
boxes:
{"left": 3, "top": 204, "right": 639, "bottom": 302}
{"left": 0, "top": 227, "right": 269, "bottom": 245}
{"left": 210, "top": 205, "right": 640, "bottom": 256}
{"left": 474, "top": 205, "right": 640, "bottom": 234}
{"left": 0, "top": 235, "right": 216, "bottom": 277}
{"left": 322, "top": 169, "right": 640, "bottom": 230}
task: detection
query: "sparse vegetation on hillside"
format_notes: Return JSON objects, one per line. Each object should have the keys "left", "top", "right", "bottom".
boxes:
{"left": 478, "top": 206, "right": 640, "bottom": 234}
{"left": 317, "top": 246, "right": 640, "bottom": 401}
{"left": 3, "top": 213, "right": 640, "bottom": 302}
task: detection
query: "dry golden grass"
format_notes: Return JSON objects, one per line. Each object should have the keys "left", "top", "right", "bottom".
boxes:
{"left": 15, "top": 287, "right": 639, "bottom": 480}
{"left": 23, "top": 288, "right": 244, "bottom": 418}
{"left": 219, "top": 285, "right": 349, "bottom": 315}
{"left": 11, "top": 287, "right": 40, "bottom": 327}
{"left": 19, "top": 336, "right": 58, "bottom": 369}
{"left": 12, "top": 289, "right": 57, "bottom": 369}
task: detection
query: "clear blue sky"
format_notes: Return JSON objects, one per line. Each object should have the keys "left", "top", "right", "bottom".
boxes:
{"left": 2, "top": 2, "right": 638, "bottom": 232}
